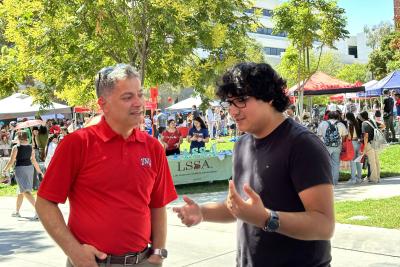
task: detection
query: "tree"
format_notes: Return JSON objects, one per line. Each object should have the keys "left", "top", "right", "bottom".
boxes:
{"left": 364, "top": 21, "right": 394, "bottom": 50}
{"left": 368, "top": 31, "right": 400, "bottom": 79}
{"left": 0, "top": 0, "right": 262, "bottom": 106}
{"left": 278, "top": 47, "right": 343, "bottom": 87}
{"left": 336, "top": 63, "right": 368, "bottom": 83}
{"left": 273, "top": 0, "right": 349, "bottom": 116}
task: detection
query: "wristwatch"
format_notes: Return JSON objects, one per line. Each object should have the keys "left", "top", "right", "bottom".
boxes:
{"left": 152, "top": 248, "right": 168, "bottom": 259}
{"left": 263, "top": 210, "right": 280, "bottom": 232}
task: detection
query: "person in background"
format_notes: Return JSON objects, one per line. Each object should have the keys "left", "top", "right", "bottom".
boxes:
{"left": 206, "top": 106, "right": 215, "bottom": 139}
{"left": 345, "top": 112, "right": 362, "bottom": 184}
{"left": 176, "top": 112, "right": 184, "bottom": 126}
{"left": 359, "top": 111, "right": 381, "bottom": 183}
{"left": 219, "top": 109, "right": 227, "bottom": 136}
{"left": 382, "top": 89, "right": 397, "bottom": 142}
{"left": 37, "top": 125, "right": 49, "bottom": 162}
{"left": 31, "top": 126, "right": 41, "bottom": 189}
{"left": 317, "top": 111, "right": 348, "bottom": 185}
{"left": 174, "top": 62, "right": 334, "bottom": 267}
{"left": 187, "top": 116, "right": 209, "bottom": 153}
{"left": 0, "top": 132, "right": 12, "bottom": 157}
{"left": 156, "top": 109, "right": 167, "bottom": 138}
{"left": 191, "top": 105, "right": 200, "bottom": 119}
{"left": 2, "top": 131, "right": 43, "bottom": 220}
{"left": 286, "top": 104, "right": 300, "bottom": 123}
{"left": 59, "top": 126, "right": 69, "bottom": 142}
{"left": 35, "top": 63, "right": 177, "bottom": 267}
{"left": 395, "top": 93, "right": 400, "bottom": 118}
{"left": 44, "top": 134, "right": 59, "bottom": 169}
{"left": 161, "top": 119, "right": 183, "bottom": 156}
{"left": 144, "top": 115, "right": 153, "bottom": 135}
{"left": 49, "top": 120, "right": 61, "bottom": 135}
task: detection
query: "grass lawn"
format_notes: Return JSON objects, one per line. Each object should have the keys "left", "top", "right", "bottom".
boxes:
{"left": 335, "top": 196, "right": 400, "bottom": 229}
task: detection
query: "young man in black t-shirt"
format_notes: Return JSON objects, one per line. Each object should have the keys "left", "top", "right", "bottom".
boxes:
{"left": 382, "top": 89, "right": 397, "bottom": 142}
{"left": 173, "top": 63, "right": 334, "bottom": 267}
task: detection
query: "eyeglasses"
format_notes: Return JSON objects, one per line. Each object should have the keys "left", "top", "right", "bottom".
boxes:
{"left": 220, "top": 96, "right": 250, "bottom": 109}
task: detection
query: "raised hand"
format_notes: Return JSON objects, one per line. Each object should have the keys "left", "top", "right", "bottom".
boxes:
{"left": 172, "top": 195, "right": 203, "bottom": 227}
{"left": 226, "top": 180, "right": 269, "bottom": 228}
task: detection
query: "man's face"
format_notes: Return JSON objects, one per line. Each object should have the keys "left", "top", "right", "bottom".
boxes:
{"left": 99, "top": 77, "right": 144, "bottom": 128}
{"left": 226, "top": 96, "right": 272, "bottom": 136}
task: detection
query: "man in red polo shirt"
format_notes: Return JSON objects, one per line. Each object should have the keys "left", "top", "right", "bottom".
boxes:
{"left": 36, "top": 64, "right": 177, "bottom": 267}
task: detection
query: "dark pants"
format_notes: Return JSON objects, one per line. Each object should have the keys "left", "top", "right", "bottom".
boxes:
{"left": 384, "top": 115, "right": 397, "bottom": 142}
{"left": 166, "top": 148, "right": 180, "bottom": 156}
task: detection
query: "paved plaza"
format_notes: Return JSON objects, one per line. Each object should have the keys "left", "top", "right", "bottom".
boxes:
{"left": 1, "top": 177, "right": 400, "bottom": 266}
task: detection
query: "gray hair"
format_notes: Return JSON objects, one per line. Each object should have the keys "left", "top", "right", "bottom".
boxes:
{"left": 95, "top": 63, "right": 140, "bottom": 98}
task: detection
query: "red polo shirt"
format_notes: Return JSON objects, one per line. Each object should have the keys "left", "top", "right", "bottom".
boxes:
{"left": 38, "top": 117, "right": 177, "bottom": 255}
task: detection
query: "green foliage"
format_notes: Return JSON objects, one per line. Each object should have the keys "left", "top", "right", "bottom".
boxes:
{"left": 0, "top": 46, "right": 23, "bottom": 98}
{"left": 368, "top": 31, "right": 400, "bottom": 80}
{"left": 0, "top": 0, "right": 262, "bottom": 106}
{"left": 363, "top": 21, "right": 394, "bottom": 50}
{"left": 278, "top": 46, "right": 343, "bottom": 87}
{"left": 335, "top": 196, "right": 400, "bottom": 229}
{"left": 336, "top": 63, "right": 368, "bottom": 83}
{"left": 273, "top": 0, "right": 348, "bottom": 115}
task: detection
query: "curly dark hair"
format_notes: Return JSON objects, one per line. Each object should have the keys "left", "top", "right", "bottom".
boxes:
{"left": 216, "top": 62, "right": 290, "bottom": 112}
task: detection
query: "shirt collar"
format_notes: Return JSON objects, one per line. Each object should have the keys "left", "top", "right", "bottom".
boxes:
{"left": 95, "top": 116, "right": 145, "bottom": 143}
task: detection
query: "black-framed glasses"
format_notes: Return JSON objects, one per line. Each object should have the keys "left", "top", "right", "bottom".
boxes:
{"left": 220, "top": 96, "right": 250, "bottom": 109}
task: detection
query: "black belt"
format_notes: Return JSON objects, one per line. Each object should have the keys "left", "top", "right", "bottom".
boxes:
{"left": 96, "top": 247, "right": 151, "bottom": 265}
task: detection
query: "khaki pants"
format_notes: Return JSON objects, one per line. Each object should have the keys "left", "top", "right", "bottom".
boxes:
{"left": 66, "top": 258, "right": 162, "bottom": 267}
{"left": 365, "top": 143, "right": 380, "bottom": 183}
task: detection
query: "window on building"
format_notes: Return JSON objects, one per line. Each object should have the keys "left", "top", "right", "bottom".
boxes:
{"left": 262, "top": 9, "right": 273, "bottom": 17}
{"left": 348, "top": 46, "right": 358, "bottom": 58}
{"left": 254, "top": 27, "right": 287, "bottom": 37}
{"left": 263, "top": 47, "right": 286, "bottom": 56}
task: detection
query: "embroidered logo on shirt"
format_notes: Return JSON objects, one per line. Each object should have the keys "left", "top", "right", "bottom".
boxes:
{"left": 141, "top": 157, "right": 151, "bottom": 167}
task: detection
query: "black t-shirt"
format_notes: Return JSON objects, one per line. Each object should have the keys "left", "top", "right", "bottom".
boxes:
{"left": 361, "top": 120, "right": 377, "bottom": 143}
{"left": 383, "top": 97, "right": 394, "bottom": 115}
{"left": 233, "top": 119, "right": 332, "bottom": 267}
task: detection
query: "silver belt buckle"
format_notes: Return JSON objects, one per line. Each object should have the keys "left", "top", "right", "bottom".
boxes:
{"left": 123, "top": 254, "right": 136, "bottom": 266}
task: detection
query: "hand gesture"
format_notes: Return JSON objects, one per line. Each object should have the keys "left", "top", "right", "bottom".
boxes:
{"left": 70, "top": 244, "right": 107, "bottom": 267}
{"left": 226, "top": 180, "right": 269, "bottom": 228}
{"left": 172, "top": 196, "right": 203, "bottom": 227}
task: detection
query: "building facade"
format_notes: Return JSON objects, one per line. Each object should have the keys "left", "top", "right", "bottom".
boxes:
{"left": 249, "top": 0, "right": 372, "bottom": 66}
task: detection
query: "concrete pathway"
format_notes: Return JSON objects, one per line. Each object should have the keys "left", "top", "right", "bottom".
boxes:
{"left": 1, "top": 177, "right": 400, "bottom": 266}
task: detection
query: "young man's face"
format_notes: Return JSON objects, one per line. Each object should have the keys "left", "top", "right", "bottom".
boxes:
{"left": 226, "top": 96, "right": 273, "bottom": 137}
{"left": 99, "top": 77, "right": 144, "bottom": 129}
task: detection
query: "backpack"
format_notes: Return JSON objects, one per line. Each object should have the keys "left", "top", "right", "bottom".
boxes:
{"left": 324, "top": 121, "right": 341, "bottom": 147}
{"left": 365, "top": 120, "right": 387, "bottom": 151}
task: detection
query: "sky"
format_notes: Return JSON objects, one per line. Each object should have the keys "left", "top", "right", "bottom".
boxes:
{"left": 337, "top": 0, "right": 394, "bottom": 35}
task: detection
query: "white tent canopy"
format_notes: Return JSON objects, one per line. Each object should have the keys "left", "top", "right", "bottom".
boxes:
{"left": 166, "top": 96, "right": 202, "bottom": 111}
{"left": 0, "top": 93, "right": 71, "bottom": 120}
{"left": 165, "top": 96, "right": 220, "bottom": 111}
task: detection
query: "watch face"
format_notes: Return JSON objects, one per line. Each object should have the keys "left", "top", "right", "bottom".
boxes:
{"left": 268, "top": 219, "right": 280, "bottom": 231}
{"left": 160, "top": 249, "right": 168, "bottom": 258}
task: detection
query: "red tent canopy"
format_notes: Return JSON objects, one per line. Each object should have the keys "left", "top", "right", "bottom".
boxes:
{"left": 288, "top": 71, "right": 364, "bottom": 96}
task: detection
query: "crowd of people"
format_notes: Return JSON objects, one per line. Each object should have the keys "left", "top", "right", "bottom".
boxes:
{"left": 0, "top": 61, "right": 398, "bottom": 267}
{"left": 0, "top": 118, "right": 71, "bottom": 219}
{"left": 284, "top": 88, "right": 399, "bottom": 186}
